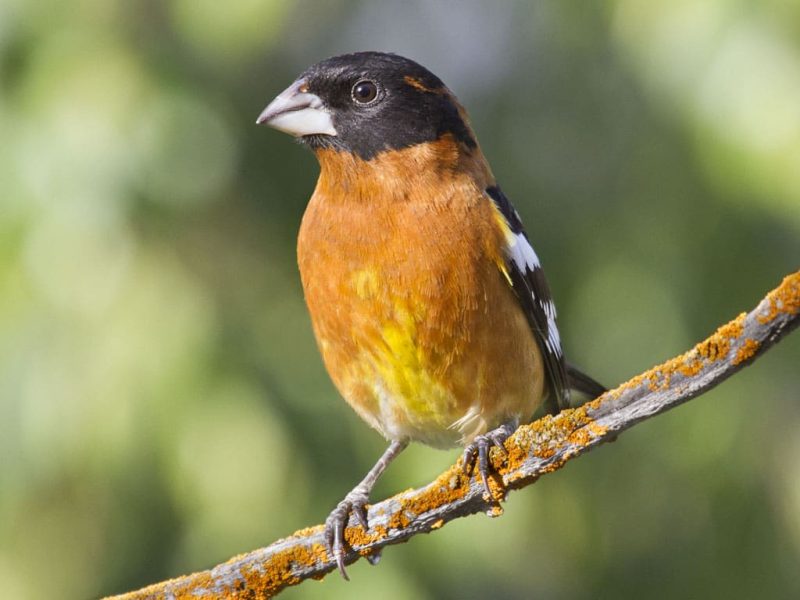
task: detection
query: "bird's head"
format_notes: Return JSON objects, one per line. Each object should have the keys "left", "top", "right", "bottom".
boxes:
{"left": 257, "top": 52, "right": 477, "bottom": 161}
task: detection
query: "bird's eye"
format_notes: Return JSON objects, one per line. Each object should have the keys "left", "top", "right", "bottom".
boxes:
{"left": 351, "top": 80, "right": 379, "bottom": 105}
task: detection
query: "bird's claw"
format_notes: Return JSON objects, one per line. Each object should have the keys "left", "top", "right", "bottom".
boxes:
{"left": 324, "top": 489, "right": 370, "bottom": 580}
{"left": 462, "top": 422, "right": 517, "bottom": 498}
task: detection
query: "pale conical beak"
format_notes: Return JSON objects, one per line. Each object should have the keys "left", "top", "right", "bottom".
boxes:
{"left": 256, "top": 79, "right": 337, "bottom": 137}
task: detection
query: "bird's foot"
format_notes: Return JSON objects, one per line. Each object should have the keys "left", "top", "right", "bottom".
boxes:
{"left": 324, "top": 487, "right": 370, "bottom": 580}
{"left": 462, "top": 421, "right": 518, "bottom": 499}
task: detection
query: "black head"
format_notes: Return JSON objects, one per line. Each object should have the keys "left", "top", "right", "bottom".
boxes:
{"left": 257, "top": 52, "right": 476, "bottom": 160}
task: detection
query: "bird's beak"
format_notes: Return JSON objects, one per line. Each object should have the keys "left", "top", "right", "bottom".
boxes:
{"left": 256, "top": 79, "right": 337, "bottom": 137}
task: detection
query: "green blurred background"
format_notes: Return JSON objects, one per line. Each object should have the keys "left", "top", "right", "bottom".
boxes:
{"left": 1, "top": 1, "right": 799, "bottom": 598}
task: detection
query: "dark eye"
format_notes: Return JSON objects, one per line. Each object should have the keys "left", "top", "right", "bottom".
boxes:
{"left": 351, "top": 80, "right": 379, "bottom": 104}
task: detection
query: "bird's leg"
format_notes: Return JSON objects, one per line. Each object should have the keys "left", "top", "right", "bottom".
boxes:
{"left": 462, "top": 419, "right": 519, "bottom": 499}
{"left": 324, "top": 438, "right": 408, "bottom": 580}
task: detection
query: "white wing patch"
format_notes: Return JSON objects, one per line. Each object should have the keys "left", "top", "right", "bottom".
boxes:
{"left": 502, "top": 221, "right": 564, "bottom": 359}
{"left": 508, "top": 232, "right": 541, "bottom": 272}
{"left": 506, "top": 227, "right": 563, "bottom": 356}
{"left": 540, "top": 298, "right": 563, "bottom": 357}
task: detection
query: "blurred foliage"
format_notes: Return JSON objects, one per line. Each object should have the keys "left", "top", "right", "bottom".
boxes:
{"left": 1, "top": 1, "right": 799, "bottom": 598}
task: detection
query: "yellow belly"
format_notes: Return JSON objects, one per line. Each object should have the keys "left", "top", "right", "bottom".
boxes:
{"left": 331, "top": 289, "right": 544, "bottom": 448}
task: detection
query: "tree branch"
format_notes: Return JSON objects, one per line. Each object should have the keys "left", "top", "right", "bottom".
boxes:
{"left": 107, "top": 271, "right": 800, "bottom": 600}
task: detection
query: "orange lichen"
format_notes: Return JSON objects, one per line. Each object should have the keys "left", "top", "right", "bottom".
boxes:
{"left": 387, "top": 508, "right": 411, "bottom": 530}
{"left": 567, "top": 421, "right": 607, "bottom": 448}
{"left": 386, "top": 466, "right": 471, "bottom": 531}
{"left": 104, "top": 571, "right": 215, "bottom": 600}
{"left": 292, "top": 525, "right": 324, "bottom": 537}
{"left": 240, "top": 541, "right": 329, "bottom": 598}
{"left": 757, "top": 271, "right": 800, "bottom": 324}
{"left": 345, "top": 522, "right": 388, "bottom": 548}
{"left": 486, "top": 505, "right": 504, "bottom": 518}
{"left": 108, "top": 539, "right": 332, "bottom": 599}
{"left": 501, "top": 405, "right": 608, "bottom": 486}
{"left": 608, "top": 371, "right": 652, "bottom": 398}
{"left": 430, "top": 519, "right": 445, "bottom": 530}
{"left": 696, "top": 314, "right": 743, "bottom": 362}
{"left": 733, "top": 338, "right": 761, "bottom": 365}
{"left": 679, "top": 359, "right": 704, "bottom": 377}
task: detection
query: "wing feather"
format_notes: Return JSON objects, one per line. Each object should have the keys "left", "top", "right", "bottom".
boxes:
{"left": 486, "top": 186, "right": 569, "bottom": 413}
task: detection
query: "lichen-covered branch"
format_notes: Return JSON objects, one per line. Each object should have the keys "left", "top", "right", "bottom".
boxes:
{"left": 107, "top": 271, "right": 800, "bottom": 600}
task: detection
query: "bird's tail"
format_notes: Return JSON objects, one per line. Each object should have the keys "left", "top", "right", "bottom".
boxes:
{"left": 565, "top": 362, "right": 607, "bottom": 399}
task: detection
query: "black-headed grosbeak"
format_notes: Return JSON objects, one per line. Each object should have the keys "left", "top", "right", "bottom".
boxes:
{"left": 257, "top": 51, "right": 605, "bottom": 578}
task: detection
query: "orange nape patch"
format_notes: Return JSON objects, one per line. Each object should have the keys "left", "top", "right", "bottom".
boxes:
{"left": 403, "top": 75, "right": 442, "bottom": 94}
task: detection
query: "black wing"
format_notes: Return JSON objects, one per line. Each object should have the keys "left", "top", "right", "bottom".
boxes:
{"left": 486, "top": 186, "right": 569, "bottom": 414}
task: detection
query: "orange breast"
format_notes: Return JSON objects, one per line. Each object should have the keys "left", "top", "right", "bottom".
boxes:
{"left": 297, "top": 139, "right": 545, "bottom": 448}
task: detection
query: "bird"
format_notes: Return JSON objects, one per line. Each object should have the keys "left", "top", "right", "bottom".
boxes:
{"left": 256, "top": 51, "right": 605, "bottom": 578}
